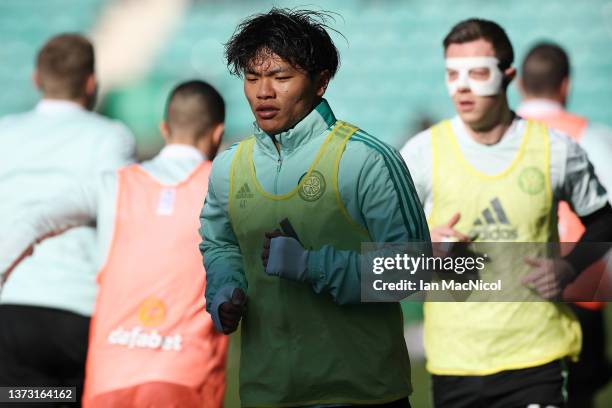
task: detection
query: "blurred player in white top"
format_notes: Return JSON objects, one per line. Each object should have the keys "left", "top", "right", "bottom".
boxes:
{"left": 1, "top": 79, "right": 228, "bottom": 408}
{"left": 0, "top": 34, "right": 134, "bottom": 405}
{"left": 518, "top": 42, "right": 612, "bottom": 408}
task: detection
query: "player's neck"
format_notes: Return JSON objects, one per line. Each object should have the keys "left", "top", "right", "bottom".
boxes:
{"left": 523, "top": 94, "right": 566, "bottom": 107}
{"left": 464, "top": 104, "right": 514, "bottom": 146}
{"left": 166, "top": 135, "right": 209, "bottom": 157}
{"left": 41, "top": 95, "right": 91, "bottom": 110}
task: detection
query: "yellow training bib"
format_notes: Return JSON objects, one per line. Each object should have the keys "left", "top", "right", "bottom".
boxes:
{"left": 424, "top": 119, "right": 581, "bottom": 375}
{"left": 228, "top": 122, "right": 412, "bottom": 406}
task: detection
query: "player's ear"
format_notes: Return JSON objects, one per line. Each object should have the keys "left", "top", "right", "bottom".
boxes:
{"left": 560, "top": 77, "right": 570, "bottom": 102}
{"left": 159, "top": 121, "right": 171, "bottom": 143}
{"left": 211, "top": 122, "right": 224, "bottom": 147}
{"left": 315, "top": 70, "right": 331, "bottom": 97}
{"left": 516, "top": 76, "right": 526, "bottom": 97}
{"left": 504, "top": 67, "right": 516, "bottom": 84}
{"left": 32, "top": 70, "right": 42, "bottom": 91}
{"left": 84, "top": 74, "right": 96, "bottom": 96}
{"left": 199, "top": 123, "right": 224, "bottom": 160}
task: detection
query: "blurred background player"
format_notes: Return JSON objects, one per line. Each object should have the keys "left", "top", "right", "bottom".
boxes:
{"left": 200, "top": 8, "right": 429, "bottom": 407}
{"left": 518, "top": 43, "right": 612, "bottom": 196}
{"left": 0, "top": 33, "right": 135, "bottom": 406}
{"left": 400, "top": 18, "right": 612, "bottom": 407}
{"left": 0, "top": 80, "right": 228, "bottom": 407}
{"left": 518, "top": 42, "right": 612, "bottom": 408}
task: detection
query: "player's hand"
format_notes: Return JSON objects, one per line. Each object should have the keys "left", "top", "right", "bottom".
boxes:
{"left": 521, "top": 257, "right": 576, "bottom": 300}
{"left": 262, "top": 229, "right": 284, "bottom": 270}
{"left": 218, "top": 288, "right": 246, "bottom": 334}
{"left": 264, "top": 236, "right": 309, "bottom": 282}
{"left": 430, "top": 213, "right": 470, "bottom": 258}
{"left": 430, "top": 213, "right": 470, "bottom": 243}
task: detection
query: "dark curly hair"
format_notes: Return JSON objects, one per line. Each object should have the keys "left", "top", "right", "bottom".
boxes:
{"left": 225, "top": 8, "right": 341, "bottom": 78}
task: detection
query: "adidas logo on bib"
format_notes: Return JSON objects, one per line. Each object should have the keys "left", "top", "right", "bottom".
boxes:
{"left": 236, "top": 183, "right": 254, "bottom": 209}
{"left": 469, "top": 197, "right": 518, "bottom": 241}
{"left": 236, "top": 183, "right": 254, "bottom": 200}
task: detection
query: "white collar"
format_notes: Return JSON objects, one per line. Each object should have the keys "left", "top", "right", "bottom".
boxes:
{"left": 158, "top": 144, "right": 206, "bottom": 162}
{"left": 35, "top": 99, "right": 85, "bottom": 114}
{"left": 517, "top": 99, "right": 564, "bottom": 118}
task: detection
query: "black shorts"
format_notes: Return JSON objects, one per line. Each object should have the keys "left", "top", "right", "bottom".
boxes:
{"left": 375, "top": 397, "right": 411, "bottom": 407}
{"left": 567, "top": 304, "right": 612, "bottom": 407}
{"left": 0, "top": 304, "right": 90, "bottom": 407}
{"left": 432, "top": 360, "right": 567, "bottom": 408}
{"left": 335, "top": 397, "right": 411, "bottom": 407}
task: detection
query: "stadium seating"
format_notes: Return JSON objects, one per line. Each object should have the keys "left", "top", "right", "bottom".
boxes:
{"left": 1, "top": 0, "right": 611, "bottom": 151}
{"left": 0, "top": 0, "right": 102, "bottom": 115}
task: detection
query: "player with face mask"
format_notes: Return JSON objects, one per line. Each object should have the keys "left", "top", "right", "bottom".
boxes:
{"left": 400, "top": 18, "right": 612, "bottom": 408}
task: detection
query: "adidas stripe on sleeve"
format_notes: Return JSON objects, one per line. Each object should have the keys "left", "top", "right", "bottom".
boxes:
{"left": 352, "top": 130, "right": 430, "bottom": 242}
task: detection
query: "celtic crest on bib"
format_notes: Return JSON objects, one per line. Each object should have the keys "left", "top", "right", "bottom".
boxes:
{"left": 518, "top": 167, "right": 545, "bottom": 195}
{"left": 298, "top": 170, "right": 326, "bottom": 201}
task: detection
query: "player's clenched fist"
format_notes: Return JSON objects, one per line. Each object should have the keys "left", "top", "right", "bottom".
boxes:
{"left": 218, "top": 288, "right": 247, "bottom": 334}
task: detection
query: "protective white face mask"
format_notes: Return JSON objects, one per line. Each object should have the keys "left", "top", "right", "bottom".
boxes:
{"left": 445, "top": 57, "right": 504, "bottom": 96}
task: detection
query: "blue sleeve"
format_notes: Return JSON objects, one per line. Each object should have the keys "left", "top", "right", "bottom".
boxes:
{"left": 306, "top": 137, "right": 431, "bottom": 304}
{"left": 199, "top": 148, "right": 248, "bottom": 317}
